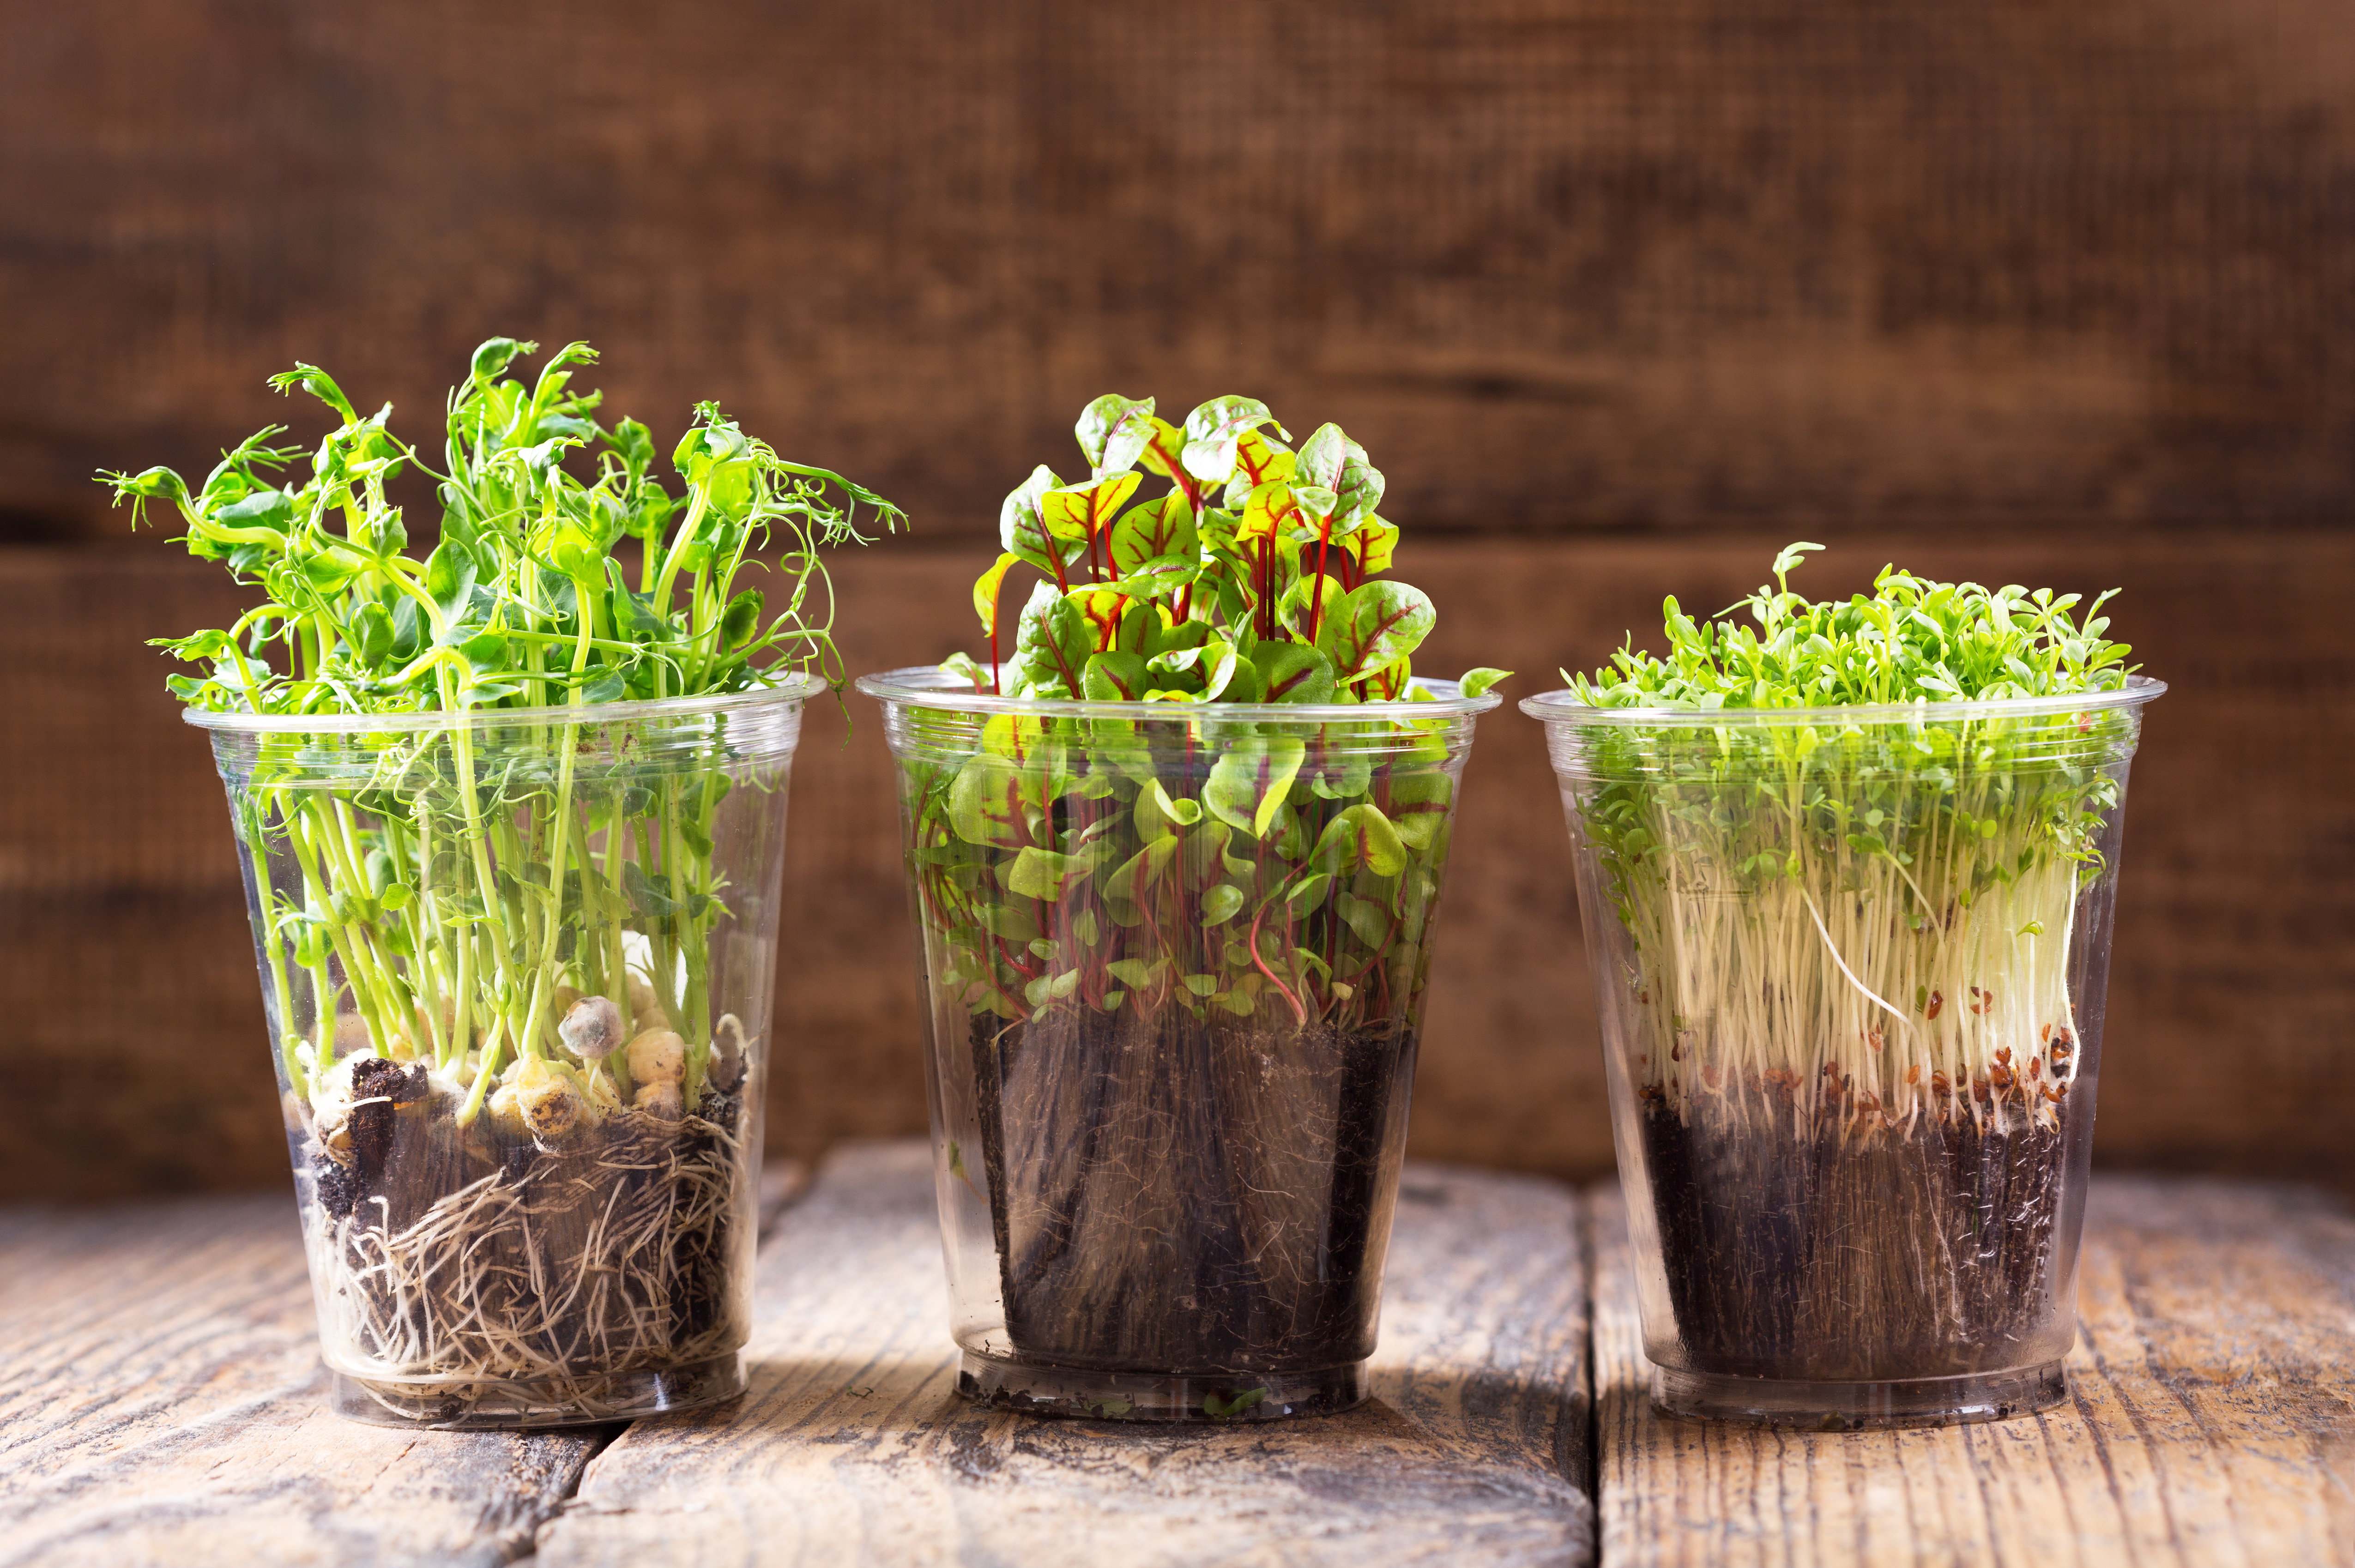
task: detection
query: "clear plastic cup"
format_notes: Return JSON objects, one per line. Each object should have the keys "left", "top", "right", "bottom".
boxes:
{"left": 1524, "top": 676, "right": 2163, "bottom": 1428}
{"left": 860, "top": 667, "right": 1501, "bottom": 1421}
{"left": 193, "top": 679, "right": 816, "bottom": 1427}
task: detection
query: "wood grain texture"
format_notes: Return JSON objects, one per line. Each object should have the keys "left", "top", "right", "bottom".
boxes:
{"left": 535, "top": 1141, "right": 1593, "bottom": 1567}
{"left": 0, "top": 1193, "right": 614, "bottom": 1568}
{"left": 2, "top": 0, "right": 2351, "bottom": 541}
{"left": 0, "top": 1162, "right": 803, "bottom": 1567}
{"left": 7, "top": 533, "right": 2348, "bottom": 1202}
{"left": 1589, "top": 1178, "right": 2355, "bottom": 1567}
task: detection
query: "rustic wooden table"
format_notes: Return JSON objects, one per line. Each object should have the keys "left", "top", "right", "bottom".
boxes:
{"left": 3, "top": 1142, "right": 2349, "bottom": 1566}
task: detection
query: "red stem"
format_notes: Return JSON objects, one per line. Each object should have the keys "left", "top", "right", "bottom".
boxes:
{"left": 1307, "top": 516, "right": 1334, "bottom": 644}
{"left": 1249, "top": 899, "right": 1310, "bottom": 1027}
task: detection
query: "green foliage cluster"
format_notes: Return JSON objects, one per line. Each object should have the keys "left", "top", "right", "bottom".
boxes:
{"left": 1553, "top": 546, "right": 2149, "bottom": 1120}
{"left": 901, "top": 395, "right": 1505, "bottom": 1036}
{"left": 949, "top": 393, "right": 1505, "bottom": 706}
{"left": 111, "top": 337, "right": 900, "bottom": 718}
{"left": 109, "top": 340, "right": 898, "bottom": 1119}
{"left": 1570, "top": 541, "right": 2132, "bottom": 710}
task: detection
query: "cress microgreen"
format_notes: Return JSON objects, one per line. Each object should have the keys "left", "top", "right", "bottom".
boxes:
{"left": 1553, "top": 542, "right": 2145, "bottom": 1137}
{"left": 1541, "top": 545, "right": 2158, "bottom": 1387}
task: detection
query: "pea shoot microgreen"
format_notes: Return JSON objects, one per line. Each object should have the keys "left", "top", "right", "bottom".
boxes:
{"left": 104, "top": 338, "right": 901, "bottom": 1111}
{"left": 103, "top": 340, "right": 904, "bottom": 1422}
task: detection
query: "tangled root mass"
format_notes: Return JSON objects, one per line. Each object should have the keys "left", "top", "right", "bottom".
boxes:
{"left": 302, "top": 1080, "right": 750, "bottom": 1421}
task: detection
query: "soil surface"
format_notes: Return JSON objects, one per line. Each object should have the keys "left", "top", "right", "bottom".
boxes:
{"left": 968, "top": 1007, "right": 1416, "bottom": 1376}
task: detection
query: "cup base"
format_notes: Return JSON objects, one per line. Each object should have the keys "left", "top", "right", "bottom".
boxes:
{"left": 1649, "top": 1359, "right": 2066, "bottom": 1430}
{"left": 957, "top": 1349, "right": 1367, "bottom": 1423}
{"left": 326, "top": 1352, "right": 746, "bottom": 1429}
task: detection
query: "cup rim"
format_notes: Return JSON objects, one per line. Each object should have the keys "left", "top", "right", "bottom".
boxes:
{"left": 181, "top": 670, "right": 828, "bottom": 735}
{"left": 1517, "top": 672, "right": 2166, "bottom": 728}
{"left": 853, "top": 664, "right": 1504, "bottom": 721}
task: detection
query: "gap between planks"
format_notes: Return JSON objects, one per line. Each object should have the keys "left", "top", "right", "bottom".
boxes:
{"left": 1588, "top": 1178, "right": 2355, "bottom": 1568}
{"left": 535, "top": 1140, "right": 1596, "bottom": 1568}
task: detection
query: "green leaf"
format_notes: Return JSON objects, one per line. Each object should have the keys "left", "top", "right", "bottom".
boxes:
{"left": 1310, "top": 803, "right": 1408, "bottom": 879}
{"left": 1334, "top": 518, "right": 1398, "bottom": 578}
{"left": 949, "top": 754, "right": 1039, "bottom": 848}
{"left": 720, "top": 590, "right": 763, "bottom": 649}
{"left": 1384, "top": 770, "right": 1455, "bottom": 852}
{"left": 1105, "top": 838, "right": 1181, "bottom": 905}
{"left": 1107, "top": 957, "right": 1166, "bottom": 989}
{"left": 972, "top": 552, "right": 1022, "bottom": 639}
{"left": 1023, "top": 969, "right": 1082, "bottom": 1007}
{"left": 1255, "top": 642, "right": 1338, "bottom": 704}
{"left": 1134, "top": 777, "right": 1204, "bottom": 840}
{"left": 1458, "top": 667, "right": 1513, "bottom": 699}
{"left": 1196, "top": 639, "right": 1244, "bottom": 702}
{"left": 1040, "top": 470, "right": 1142, "bottom": 549}
{"left": 1284, "top": 872, "right": 1334, "bottom": 912}
{"left": 1335, "top": 891, "right": 1392, "bottom": 948}
{"left": 1099, "top": 554, "right": 1198, "bottom": 602}
{"left": 1106, "top": 492, "right": 1198, "bottom": 575}
{"left": 1180, "top": 396, "right": 1281, "bottom": 485}
{"left": 1065, "top": 586, "right": 1131, "bottom": 657}
{"left": 1004, "top": 846, "right": 1087, "bottom": 899}
{"left": 468, "top": 337, "right": 532, "bottom": 385}
{"left": 267, "top": 362, "right": 357, "bottom": 423}
{"left": 351, "top": 602, "right": 394, "bottom": 666}
{"left": 1000, "top": 464, "right": 1073, "bottom": 573}
{"left": 424, "top": 539, "right": 476, "bottom": 623}
{"left": 1075, "top": 394, "right": 1159, "bottom": 478}
{"left": 1082, "top": 651, "right": 1149, "bottom": 700}
{"left": 1319, "top": 581, "right": 1436, "bottom": 683}
{"left": 1011, "top": 580, "right": 1091, "bottom": 692}
{"left": 459, "top": 627, "right": 508, "bottom": 675}
{"left": 214, "top": 487, "right": 295, "bottom": 534}
{"left": 1202, "top": 736, "right": 1307, "bottom": 838}
{"left": 1200, "top": 884, "right": 1246, "bottom": 926}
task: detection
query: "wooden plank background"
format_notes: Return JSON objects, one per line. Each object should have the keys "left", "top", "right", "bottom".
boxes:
{"left": 2, "top": 0, "right": 2350, "bottom": 1199}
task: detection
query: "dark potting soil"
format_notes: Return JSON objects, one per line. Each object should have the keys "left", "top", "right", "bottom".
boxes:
{"left": 1639, "top": 1083, "right": 2072, "bottom": 1381}
{"left": 967, "top": 1007, "right": 1416, "bottom": 1376}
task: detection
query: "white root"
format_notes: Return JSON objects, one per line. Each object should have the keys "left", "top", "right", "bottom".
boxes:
{"left": 307, "top": 1107, "right": 747, "bottom": 1421}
